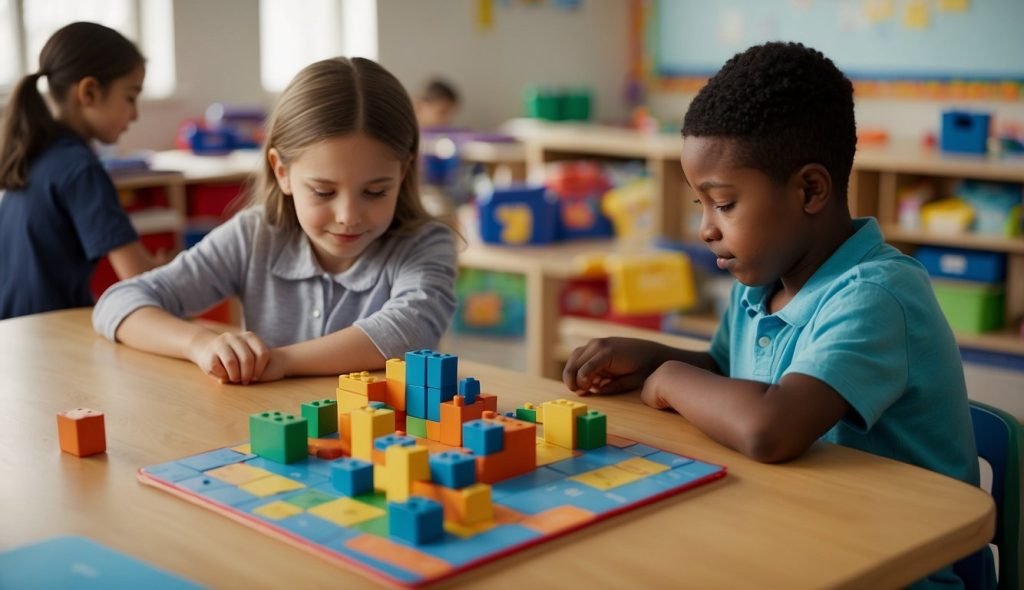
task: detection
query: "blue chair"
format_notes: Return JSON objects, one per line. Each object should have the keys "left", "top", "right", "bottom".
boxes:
{"left": 955, "top": 401, "right": 1022, "bottom": 590}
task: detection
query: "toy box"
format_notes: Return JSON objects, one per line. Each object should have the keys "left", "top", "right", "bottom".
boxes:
{"left": 941, "top": 111, "right": 990, "bottom": 155}
{"left": 933, "top": 281, "right": 1005, "bottom": 334}
{"left": 914, "top": 247, "right": 1006, "bottom": 283}
{"left": 477, "top": 186, "right": 559, "bottom": 245}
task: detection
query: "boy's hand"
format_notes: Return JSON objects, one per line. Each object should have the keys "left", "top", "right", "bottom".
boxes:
{"left": 188, "top": 331, "right": 272, "bottom": 385}
{"left": 562, "top": 337, "right": 667, "bottom": 396}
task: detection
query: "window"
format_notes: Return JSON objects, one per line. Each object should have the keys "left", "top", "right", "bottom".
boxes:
{"left": 259, "top": 0, "right": 377, "bottom": 93}
{"left": 0, "top": 0, "right": 175, "bottom": 98}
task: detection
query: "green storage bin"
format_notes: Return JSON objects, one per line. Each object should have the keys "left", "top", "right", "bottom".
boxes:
{"left": 933, "top": 281, "right": 1005, "bottom": 334}
{"left": 561, "top": 89, "right": 592, "bottom": 121}
{"left": 523, "top": 86, "right": 561, "bottom": 120}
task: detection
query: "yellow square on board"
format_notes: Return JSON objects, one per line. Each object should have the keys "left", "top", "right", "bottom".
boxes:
{"left": 253, "top": 501, "right": 304, "bottom": 521}
{"left": 308, "top": 497, "right": 386, "bottom": 527}
{"left": 239, "top": 474, "right": 305, "bottom": 497}
{"left": 615, "top": 457, "right": 670, "bottom": 477}
{"left": 536, "top": 438, "right": 576, "bottom": 466}
{"left": 570, "top": 465, "right": 643, "bottom": 491}
{"left": 206, "top": 463, "right": 273, "bottom": 485}
{"left": 231, "top": 444, "right": 251, "bottom": 454}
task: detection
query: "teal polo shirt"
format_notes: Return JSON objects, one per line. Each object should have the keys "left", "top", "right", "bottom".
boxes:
{"left": 709, "top": 218, "right": 988, "bottom": 588}
{"left": 710, "top": 218, "right": 979, "bottom": 484}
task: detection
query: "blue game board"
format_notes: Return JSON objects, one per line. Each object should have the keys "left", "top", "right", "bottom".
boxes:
{"left": 139, "top": 437, "right": 725, "bottom": 587}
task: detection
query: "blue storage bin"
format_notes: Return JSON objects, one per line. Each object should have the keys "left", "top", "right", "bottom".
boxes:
{"left": 914, "top": 246, "right": 1006, "bottom": 283}
{"left": 940, "top": 111, "right": 990, "bottom": 155}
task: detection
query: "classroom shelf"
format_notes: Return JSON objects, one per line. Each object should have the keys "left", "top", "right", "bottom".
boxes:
{"left": 881, "top": 226, "right": 1024, "bottom": 254}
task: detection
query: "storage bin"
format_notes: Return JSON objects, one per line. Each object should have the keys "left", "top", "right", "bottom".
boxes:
{"left": 914, "top": 247, "right": 1006, "bottom": 283}
{"left": 940, "top": 111, "right": 990, "bottom": 155}
{"left": 932, "top": 281, "right": 1005, "bottom": 334}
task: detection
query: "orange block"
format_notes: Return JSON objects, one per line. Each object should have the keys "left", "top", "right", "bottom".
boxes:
{"left": 339, "top": 412, "right": 352, "bottom": 448}
{"left": 425, "top": 419, "right": 441, "bottom": 442}
{"left": 479, "top": 393, "right": 498, "bottom": 414}
{"left": 439, "top": 397, "right": 485, "bottom": 447}
{"left": 386, "top": 379, "right": 406, "bottom": 411}
{"left": 411, "top": 481, "right": 493, "bottom": 525}
{"left": 338, "top": 371, "right": 388, "bottom": 401}
{"left": 57, "top": 408, "right": 106, "bottom": 457}
{"left": 308, "top": 437, "right": 347, "bottom": 459}
{"left": 474, "top": 416, "right": 536, "bottom": 484}
{"left": 394, "top": 410, "right": 407, "bottom": 433}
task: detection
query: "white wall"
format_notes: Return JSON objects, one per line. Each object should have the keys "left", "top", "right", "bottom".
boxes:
{"left": 376, "top": 0, "right": 630, "bottom": 130}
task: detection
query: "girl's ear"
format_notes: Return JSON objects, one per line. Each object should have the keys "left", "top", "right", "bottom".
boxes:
{"left": 267, "top": 148, "right": 292, "bottom": 196}
{"left": 74, "top": 77, "right": 102, "bottom": 107}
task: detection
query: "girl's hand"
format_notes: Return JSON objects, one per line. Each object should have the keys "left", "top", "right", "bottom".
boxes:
{"left": 562, "top": 337, "right": 667, "bottom": 396}
{"left": 188, "top": 331, "right": 271, "bottom": 385}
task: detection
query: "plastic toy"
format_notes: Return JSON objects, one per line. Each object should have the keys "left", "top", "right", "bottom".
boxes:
{"left": 139, "top": 349, "right": 726, "bottom": 587}
{"left": 477, "top": 185, "right": 559, "bottom": 245}
{"left": 57, "top": 408, "right": 106, "bottom": 457}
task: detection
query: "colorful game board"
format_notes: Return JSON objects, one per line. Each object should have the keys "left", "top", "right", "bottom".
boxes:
{"left": 139, "top": 351, "right": 726, "bottom": 587}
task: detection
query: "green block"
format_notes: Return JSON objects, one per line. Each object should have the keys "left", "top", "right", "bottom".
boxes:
{"left": 301, "top": 398, "right": 338, "bottom": 437}
{"left": 406, "top": 415, "right": 427, "bottom": 438}
{"left": 515, "top": 407, "right": 538, "bottom": 423}
{"left": 577, "top": 411, "right": 607, "bottom": 450}
{"left": 250, "top": 411, "right": 308, "bottom": 464}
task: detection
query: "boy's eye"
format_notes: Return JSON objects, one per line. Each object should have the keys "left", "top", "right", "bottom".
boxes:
{"left": 714, "top": 202, "right": 735, "bottom": 212}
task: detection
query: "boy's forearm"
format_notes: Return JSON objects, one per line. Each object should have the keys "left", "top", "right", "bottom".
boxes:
{"left": 658, "top": 346, "right": 722, "bottom": 374}
{"left": 115, "top": 306, "right": 217, "bottom": 360}
{"left": 275, "top": 326, "right": 387, "bottom": 378}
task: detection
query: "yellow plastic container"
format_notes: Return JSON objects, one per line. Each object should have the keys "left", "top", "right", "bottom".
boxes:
{"left": 606, "top": 252, "right": 696, "bottom": 315}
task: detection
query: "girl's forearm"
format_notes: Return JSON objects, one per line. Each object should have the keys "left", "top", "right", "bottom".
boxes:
{"left": 114, "top": 306, "right": 218, "bottom": 360}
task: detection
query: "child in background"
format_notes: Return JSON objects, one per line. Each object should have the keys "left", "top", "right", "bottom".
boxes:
{"left": 414, "top": 77, "right": 460, "bottom": 129}
{"left": 562, "top": 42, "right": 992, "bottom": 589}
{"left": 0, "top": 22, "right": 165, "bottom": 319}
{"left": 93, "top": 57, "right": 458, "bottom": 384}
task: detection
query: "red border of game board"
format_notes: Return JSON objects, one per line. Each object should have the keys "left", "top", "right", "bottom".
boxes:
{"left": 138, "top": 453, "right": 726, "bottom": 588}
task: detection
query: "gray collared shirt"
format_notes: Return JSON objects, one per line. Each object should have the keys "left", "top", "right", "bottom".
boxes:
{"left": 93, "top": 208, "right": 457, "bottom": 359}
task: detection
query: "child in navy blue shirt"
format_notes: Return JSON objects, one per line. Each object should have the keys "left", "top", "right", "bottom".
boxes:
{"left": 0, "top": 22, "right": 164, "bottom": 319}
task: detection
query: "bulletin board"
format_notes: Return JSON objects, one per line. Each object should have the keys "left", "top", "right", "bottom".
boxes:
{"left": 644, "top": 0, "right": 1024, "bottom": 100}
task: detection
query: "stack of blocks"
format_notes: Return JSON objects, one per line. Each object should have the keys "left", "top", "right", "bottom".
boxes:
{"left": 241, "top": 349, "right": 610, "bottom": 546}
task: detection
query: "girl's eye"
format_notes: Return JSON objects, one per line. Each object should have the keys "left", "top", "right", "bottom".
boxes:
{"left": 714, "top": 203, "right": 735, "bottom": 212}
{"left": 364, "top": 189, "right": 387, "bottom": 198}
{"left": 313, "top": 189, "right": 335, "bottom": 198}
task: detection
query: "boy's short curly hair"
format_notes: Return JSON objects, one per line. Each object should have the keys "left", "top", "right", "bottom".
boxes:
{"left": 682, "top": 42, "right": 856, "bottom": 200}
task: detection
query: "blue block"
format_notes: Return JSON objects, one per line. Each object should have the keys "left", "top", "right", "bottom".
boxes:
{"left": 428, "top": 452, "right": 477, "bottom": 488}
{"left": 368, "top": 401, "right": 389, "bottom": 410}
{"left": 462, "top": 420, "right": 504, "bottom": 456}
{"left": 941, "top": 110, "right": 990, "bottom": 155}
{"left": 406, "top": 384, "right": 427, "bottom": 419}
{"left": 404, "top": 349, "right": 432, "bottom": 387}
{"left": 426, "top": 353, "right": 458, "bottom": 390}
{"left": 374, "top": 434, "right": 416, "bottom": 452}
{"left": 426, "top": 387, "right": 456, "bottom": 422}
{"left": 330, "top": 457, "right": 374, "bottom": 496}
{"left": 388, "top": 497, "right": 444, "bottom": 545}
{"left": 458, "top": 377, "right": 480, "bottom": 404}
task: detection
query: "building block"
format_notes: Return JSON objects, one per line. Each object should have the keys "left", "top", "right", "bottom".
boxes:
{"left": 429, "top": 451, "right": 477, "bottom": 489}
{"left": 406, "top": 384, "right": 427, "bottom": 419}
{"left": 426, "top": 386, "right": 456, "bottom": 422}
{"left": 368, "top": 401, "right": 389, "bottom": 410}
{"left": 307, "top": 437, "right": 347, "bottom": 459}
{"left": 56, "top": 408, "right": 106, "bottom": 457}
{"left": 338, "top": 371, "right": 388, "bottom": 401}
{"left": 515, "top": 403, "right": 538, "bottom": 423}
{"left": 439, "top": 396, "right": 485, "bottom": 447}
{"left": 385, "top": 358, "right": 407, "bottom": 411}
{"left": 250, "top": 411, "right": 308, "bottom": 464}
{"left": 474, "top": 414, "right": 537, "bottom": 483}
{"left": 479, "top": 393, "right": 498, "bottom": 414}
{"left": 411, "top": 481, "right": 493, "bottom": 526}
{"left": 542, "top": 399, "right": 587, "bottom": 449}
{"left": 577, "top": 411, "right": 607, "bottom": 450}
{"left": 374, "top": 434, "right": 416, "bottom": 453}
{"left": 426, "top": 352, "right": 458, "bottom": 390}
{"left": 458, "top": 377, "right": 481, "bottom": 405}
{"left": 463, "top": 420, "right": 505, "bottom": 456}
{"left": 301, "top": 399, "right": 338, "bottom": 437}
{"left": 385, "top": 444, "right": 430, "bottom": 502}
{"left": 394, "top": 409, "right": 407, "bottom": 433}
{"left": 336, "top": 388, "right": 368, "bottom": 413}
{"left": 406, "top": 415, "right": 427, "bottom": 438}
{"left": 388, "top": 496, "right": 444, "bottom": 545}
{"left": 405, "top": 349, "right": 432, "bottom": 388}
{"left": 425, "top": 419, "right": 442, "bottom": 442}
{"left": 350, "top": 407, "right": 396, "bottom": 462}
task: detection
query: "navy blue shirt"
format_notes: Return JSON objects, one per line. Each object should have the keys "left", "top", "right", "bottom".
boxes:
{"left": 0, "top": 133, "right": 137, "bottom": 319}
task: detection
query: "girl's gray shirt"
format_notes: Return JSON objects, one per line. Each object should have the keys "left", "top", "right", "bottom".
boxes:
{"left": 93, "top": 208, "right": 457, "bottom": 359}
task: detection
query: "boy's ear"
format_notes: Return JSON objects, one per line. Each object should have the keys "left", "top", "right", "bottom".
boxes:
{"left": 796, "top": 164, "right": 832, "bottom": 214}
{"left": 74, "top": 77, "right": 103, "bottom": 106}
{"left": 267, "top": 148, "right": 292, "bottom": 196}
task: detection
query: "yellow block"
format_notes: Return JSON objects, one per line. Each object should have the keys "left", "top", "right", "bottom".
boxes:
{"left": 385, "top": 358, "right": 406, "bottom": 382}
{"left": 616, "top": 457, "right": 670, "bottom": 477}
{"left": 373, "top": 464, "right": 387, "bottom": 492}
{"left": 607, "top": 252, "right": 696, "bottom": 315}
{"left": 336, "top": 388, "right": 368, "bottom": 413}
{"left": 542, "top": 399, "right": 587, "bottom": 449}
{"left": 350, "top": 407, "right": 395, "bottom": 461}
{"left": 206, "top": 463, "right": 273, "bottom": 486}
{"left": 569, "top": 465, "right": 643, "bottom": 491}
{"left": 385, "top": 445, "right": 429, "bottom": 502}
{"left": 308, "top": 497, "right": 385, "bottom": 527}
{"left": 460, "top": 483, "right": 493, "bottom": 525}
{"left": 253, "top": 501, "right": 304, "bottom": 520}
{"left": 239, "top": 474, "right": 305, "bottom": 497}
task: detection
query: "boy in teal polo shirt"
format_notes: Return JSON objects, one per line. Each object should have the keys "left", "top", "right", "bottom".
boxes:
{"left": 562, "top": 42, "right": 992, "bottom": 589}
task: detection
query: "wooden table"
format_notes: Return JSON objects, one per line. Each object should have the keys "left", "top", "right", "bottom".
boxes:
{"left": 0, "top": 309, "right": 994, "bottom": 589}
